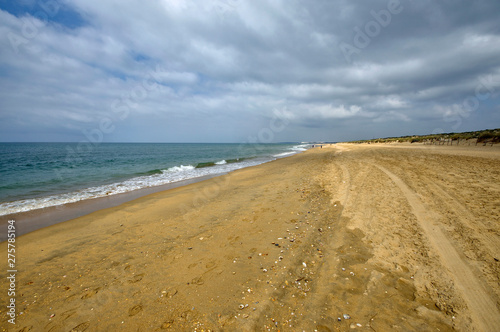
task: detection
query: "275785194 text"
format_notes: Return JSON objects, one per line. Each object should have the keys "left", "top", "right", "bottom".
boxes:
{"left": 7, "top": 220, "right": 17, "bottom": 325}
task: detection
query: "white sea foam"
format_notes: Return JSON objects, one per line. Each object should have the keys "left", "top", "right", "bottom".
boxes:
{"left": 0, "top": 144, "right": 313, "bottom": 216}
{"left": 273, "top": 144, "right": 309, "bottom": 157}
{"left": 164, "top": 165, "right": 196, "bottom": 173}
{"left": 0, "top": 158, "right": 270, "bottom": 216}
{"left": 291, "top": 144, "right": 309, "bottom": 151}
{"left": 273, "top": 151, "right": 295, "bottom": 157}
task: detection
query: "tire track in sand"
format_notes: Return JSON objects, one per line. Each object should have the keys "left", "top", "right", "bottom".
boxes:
{"left": 374, "top": 164, "right": 500, "bottom": 332}
{"left": 425, "top": 180, "right": 500, "bottom": 259}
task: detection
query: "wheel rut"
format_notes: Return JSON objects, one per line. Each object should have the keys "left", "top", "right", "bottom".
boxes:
{"left": 374, "top": 164, "right": 500, "bottom": 332}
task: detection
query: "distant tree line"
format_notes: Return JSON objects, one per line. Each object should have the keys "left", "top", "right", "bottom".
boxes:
{"left": 348, "top": 128, "right": 500, "bottom": 145}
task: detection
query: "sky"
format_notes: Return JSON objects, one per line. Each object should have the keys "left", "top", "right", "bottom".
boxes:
{"left": 0, "top": 0, "right": 499, "bottom": 143}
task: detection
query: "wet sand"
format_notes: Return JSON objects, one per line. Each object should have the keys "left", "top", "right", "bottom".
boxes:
{"left": 0, "top": 174, "right": 222, "bottom": 242}
{"left": 1, "top": 144, "right": 499, "bottom": 331}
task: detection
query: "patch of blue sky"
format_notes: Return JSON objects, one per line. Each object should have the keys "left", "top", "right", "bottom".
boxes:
{"left": 194, "top": 72, "right": 212, "bottom": 86}
{"left": 101, "top": 67, "right": 128, "bottom": 81}
{"left": 0, "top": 64, "right": 10, "bottom": 77}
{"left": 0, "top": 0, "right": 87, "bottom": 29}
{"left": 132, "top": 53, "right": 150, "bottom": 63}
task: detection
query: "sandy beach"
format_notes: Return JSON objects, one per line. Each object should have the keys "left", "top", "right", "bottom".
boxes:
{"left": 1, "top": 143, "right": 500, "bottom": 331}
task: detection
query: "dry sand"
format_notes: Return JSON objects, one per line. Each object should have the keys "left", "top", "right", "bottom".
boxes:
{"left": 1, "top": 144, "right": 499, "bottom": 331}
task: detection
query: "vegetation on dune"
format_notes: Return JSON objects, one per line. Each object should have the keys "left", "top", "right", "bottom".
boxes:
{"left": 348, "top": 128, "right": 500, "bottom": 145}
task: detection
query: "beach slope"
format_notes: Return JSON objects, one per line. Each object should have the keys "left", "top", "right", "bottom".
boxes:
{"left": 1, "top": 144, "right": 499, "bottom": 331}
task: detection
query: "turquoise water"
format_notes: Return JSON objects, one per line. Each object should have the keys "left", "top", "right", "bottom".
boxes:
{"left": 0, "top": 143, "right": 308, "bottom": 215}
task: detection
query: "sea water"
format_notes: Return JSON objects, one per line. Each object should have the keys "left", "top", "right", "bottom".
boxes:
{"left": 0, "top": 143, "right": 308, "bottom": 216}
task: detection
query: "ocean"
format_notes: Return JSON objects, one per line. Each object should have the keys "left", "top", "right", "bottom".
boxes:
{"left": 0, "top": 142, "right": 308, "bottom": 216}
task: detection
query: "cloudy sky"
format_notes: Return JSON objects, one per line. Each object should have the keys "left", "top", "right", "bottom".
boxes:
{"left": 1, "top": 0, "right": 499, "bottom": 143}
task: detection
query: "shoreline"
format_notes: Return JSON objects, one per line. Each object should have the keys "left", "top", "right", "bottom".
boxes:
{"left": 0, "top": 173, "right": 223, "bottom": 242}
{"left": 0, "top": 150, "right": 307, "bottom": 242}
{"left": 1, "top": 144, "right": 499, "bottom": 331}
{"left": 0, "top": 142, "right": 309, "bottom": 221}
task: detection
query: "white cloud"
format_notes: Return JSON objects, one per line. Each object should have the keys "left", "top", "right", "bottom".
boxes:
{"left": 373, "top": 95, "right": 408, "bottom": 109}
{"left": 373, "top": 111, "right": 411, "bottom": 123}
{"left": 1, "top": 0, "right": 500, "bottom": 142}
{"left": 289, "top": 104, "right": 362, "bottom": 120}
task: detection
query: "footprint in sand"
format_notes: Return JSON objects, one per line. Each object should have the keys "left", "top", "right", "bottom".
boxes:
{"left": 127, "top": 273, "right": 144, "bottom": 283}
{"left": 162, "top": 288, "right": 178, "bottom": 298}
{"left": 81, "top": 287, "right": 101, "bottom": 299}
{"left": 46, "top": 322, "right": 64, "bottom": 332}
{"left": 227, "top": 236, "right": 241, "bottom": 246}
{"left": 128, "top": 304, "right": 143, "bottom": 316}
{"left": 179, "top": 310, "right": 192, "bottom": 321}
{"left": 160, "top": 319, "right": 174, "bottom": 329}
{"left": 61, "top": 308, "right": 77, "bottom": 320}
{"left": 191, "top": 276, "right": 204, "bottom": 285}
{"left": 70, "top": 322, "right": 90, "bottom": 331}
